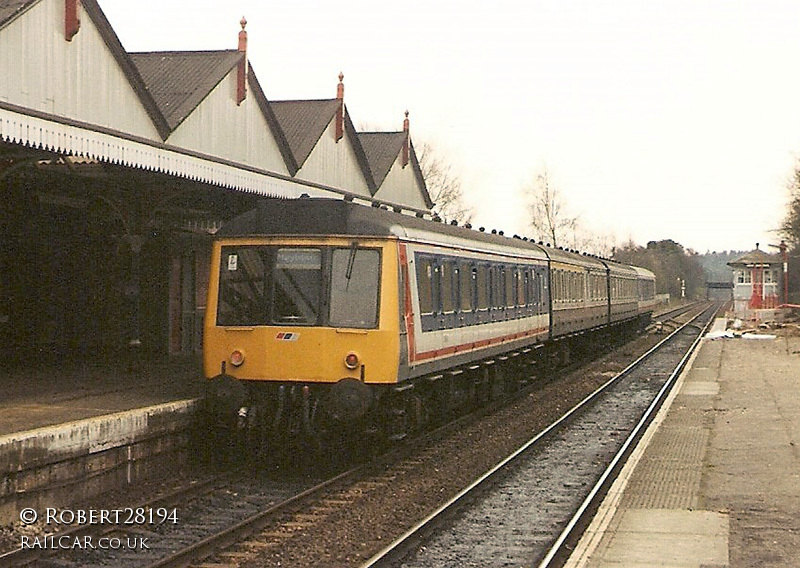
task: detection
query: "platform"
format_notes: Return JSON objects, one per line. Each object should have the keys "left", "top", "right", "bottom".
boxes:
{"left": 0, "top": 360, "right": 203, "bottom": 525}
{"left": 566, "top": 320, "right": 800, "bottom": 567}
{"left": 0, "top": 359, "right": 201, "bottom": 435}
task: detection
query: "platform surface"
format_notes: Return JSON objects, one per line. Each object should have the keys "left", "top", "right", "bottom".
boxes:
{"left": 0, "top": 359, "right": 200, "bottom": 436}
{"left": 567, "top": 320, "right": 800, "bottom": 567}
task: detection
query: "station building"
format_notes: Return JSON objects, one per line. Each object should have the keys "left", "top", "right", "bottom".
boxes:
{"left": 0, "top": 0, "right": 432, "bottom": 372}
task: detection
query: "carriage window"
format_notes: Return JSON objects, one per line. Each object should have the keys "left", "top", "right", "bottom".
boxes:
{"left": 554, "top": 270, "right": 561, "bottom": 303}
{"left": 330, "top": 248, "right": 380, "bottom": 328}
{"left": 477, "top": 265, "right": 489, "bottom": 310}
{"left": 527, "top": 269, "right": 537, "bottom": 306}
{"left": 217, "top": 246, "right": 324, "bottom": 326}
{"left": 416, "top": 257, "right": 435, "bottom": 315}
{"left": 217, "top": 247, "right": 270, "bottom": 326}
{"left": 506, "top": 267, "right": 516, "bottom": 308}
{"left": 272, "top": 248, "right": 323, "bottom": 324}
{"left": 494, "top": 267, "right": 505, "bottom": 308}
{"left": 442, "top": 261, "right": 455, "bottom": 313}
{"left": 218, "top": 245, "right": 381, "bottom": 328}
{"left": 564, "top": 272, "right": 575, "bottom": 302}
{"left": 559, "top": 270, "right": 565, "bottom": 302}
{"left": 519, "top": 268, "right": 527, "bottom": 306}
{"left": 460, "top": 262, "right": 473, "bottom": 311}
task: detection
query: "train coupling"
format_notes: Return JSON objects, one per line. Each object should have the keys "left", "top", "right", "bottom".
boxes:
{"left": 204, "top": 374, "right": 248, "bottom": 420}
{"left": 237, "top": 406, "right": 250, "bottom": 429}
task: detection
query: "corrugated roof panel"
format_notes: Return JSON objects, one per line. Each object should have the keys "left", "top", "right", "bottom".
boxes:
{"left": 0, "top": 0, "right": 36, "bottom": 29}
{"left": 130, "top": 51, "right": 242, "bottom": 131}
{"left": 358, "top": 131, "right": 406, "bottom": 186}
{"left": 270, "top": 99, "right": 340, "bottom": 167}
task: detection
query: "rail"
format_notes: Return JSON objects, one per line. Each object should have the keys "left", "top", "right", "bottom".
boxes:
{"left": 360, "top": 302, "right": 718, "bottom": 568}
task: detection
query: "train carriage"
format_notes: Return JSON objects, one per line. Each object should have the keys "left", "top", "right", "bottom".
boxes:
{"left": 603, "top": 259, "right": 640, "bottom": 324}
{"left": 634, "top": 266, "right": 658, "bottom": 318}
{"left": 203, "top": 197, "right": 657, "bottom": 445}
{"left": 399, "top": 225, "right": 551, "bottom": 380}
{"left": 546, "top": 248, "right": 609, "bottom": 337}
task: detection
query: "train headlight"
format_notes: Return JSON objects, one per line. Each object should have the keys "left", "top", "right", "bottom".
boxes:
{"left": 344, "top": 352, "right": 360, "bottom": 370}
{"left": 230, "top": 349, "right": 245, "bottom": 367}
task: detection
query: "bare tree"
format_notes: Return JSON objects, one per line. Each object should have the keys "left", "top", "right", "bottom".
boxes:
{"left": 525, "top": 168, "right": 580, "bottom": 248}
{"left": 576, "top": 231, "right": 616, "bottom": 257}
{"left": 416, "top": 141, "right": 473, "bottom": 224}
{"left": 781, "top": 165, "right": 800, "bottom": 250}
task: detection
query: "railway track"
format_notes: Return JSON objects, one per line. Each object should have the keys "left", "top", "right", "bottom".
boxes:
{"left": 0, "top": 303, "right": 703, "bottom": 568}
{"left": 0, "top": 469, "right": 325, "bottom": 568}
{"left": 361, "top": 302, "right": 719, "bottom": 568}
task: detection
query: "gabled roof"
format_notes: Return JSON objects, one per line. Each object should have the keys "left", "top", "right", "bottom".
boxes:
{"left": 358, "top": 132, "right": 433, "bottom": 209}
{"left": 130, "top": 51, "right": 242, "bottom": 131}
{"left": 1, "top": 1, "right": 170, "bottom": 139}
{"left": 0, "top": 0, "right": 431, "bottom": 213}
{"left": 270, "top": 98, "right": 376, "bottom": 192}
{"left": 358, "top": 131, "right": 407, "bottom": 187}
{"left": 270, "top": 99, "right": 341, "bottom": 168}
{"left": 728, "top": 248, "right": 781, "bottom": 267}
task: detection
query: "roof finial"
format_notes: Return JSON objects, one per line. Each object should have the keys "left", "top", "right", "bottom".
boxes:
{"left": 236, "top": 17, "right": 248, "bottom": 104}
{"left": 335, "top": 72, "right": 345, "bottom": 141}
{"left": 238, "top": 17, "right": 248, "bottom": 51}
{"left": 402, "top": 110, "right": 410, "bottom": 167}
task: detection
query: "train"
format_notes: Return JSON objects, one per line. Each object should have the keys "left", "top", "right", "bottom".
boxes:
{"left": 202, "top": 197, "right": 657, "bottom": 447}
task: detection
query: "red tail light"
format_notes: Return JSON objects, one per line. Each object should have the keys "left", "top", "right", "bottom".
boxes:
{"left": 230, "top": 349, "right": 245, "bottom": 367}
{"left": 344, "top": 352, "right": 359, "bottom": 370}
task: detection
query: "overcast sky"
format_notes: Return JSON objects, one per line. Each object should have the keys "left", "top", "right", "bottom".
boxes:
{"left": 99, "top": 0, "right": 800, "bottom": 254}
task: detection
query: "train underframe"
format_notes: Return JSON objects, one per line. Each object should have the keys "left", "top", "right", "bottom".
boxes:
{"left": 202, "top": 314, "right": 649, "bottom": 465}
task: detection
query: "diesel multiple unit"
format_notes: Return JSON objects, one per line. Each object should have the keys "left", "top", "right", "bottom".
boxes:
{"left": 203, "top": 198, "right": 657, "bottom": 444}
